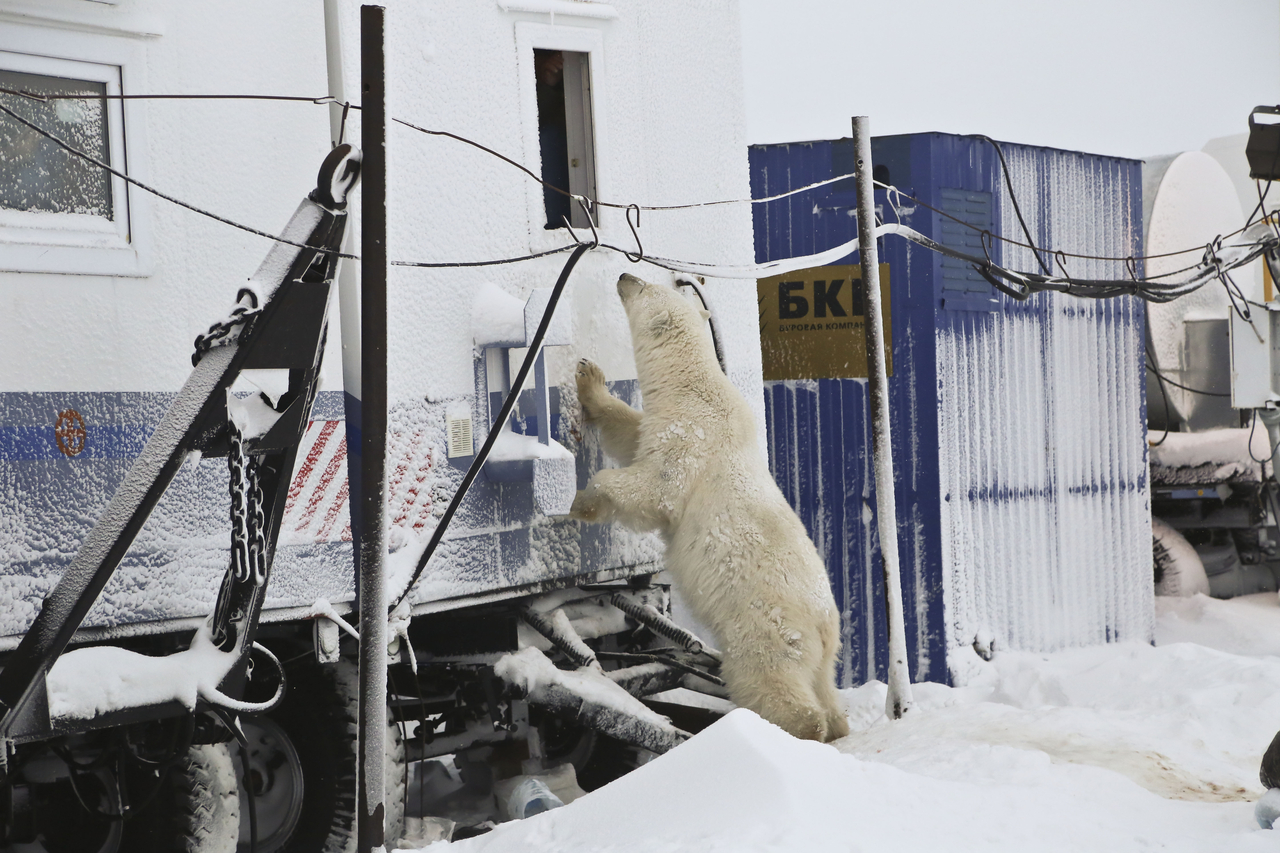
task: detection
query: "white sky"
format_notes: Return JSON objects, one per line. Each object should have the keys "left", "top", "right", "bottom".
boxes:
{"left": 739, "top": 0, "right": 1280, "bottom": 160}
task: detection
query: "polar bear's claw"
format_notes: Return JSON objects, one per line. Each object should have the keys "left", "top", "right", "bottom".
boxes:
{"left": 576, "top": 358, "right": 610, "bottom": 419}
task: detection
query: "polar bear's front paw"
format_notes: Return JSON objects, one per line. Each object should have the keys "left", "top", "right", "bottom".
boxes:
{"left": 576, "top": 358, "right": 610, "bottom": 420}
{"left": 570, "top": 487, "right": 602, "bottom": 522}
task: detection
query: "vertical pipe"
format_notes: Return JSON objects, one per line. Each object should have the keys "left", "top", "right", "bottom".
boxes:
{"left": 852, "top": 116, "right": 913, "bottom": 719}
{"left": 324, "top": 0, "right": 363, "bottom": 457}
{"left": 357, "top": 6, "right": 387, "bottom": 852}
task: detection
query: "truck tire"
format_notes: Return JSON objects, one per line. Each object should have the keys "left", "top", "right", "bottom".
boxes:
{"left": 120, "top": 742, "right": 241, "bottom": 853}
{"left": 236, "top": 659, "right": 404, "bottom": 853}
{"left": 1152, "top": 517, "right": 1210, "bottom": 597}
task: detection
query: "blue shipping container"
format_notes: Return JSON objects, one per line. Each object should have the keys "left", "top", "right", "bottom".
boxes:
{"left": 750, "top": 133, "right": 1151, "bottom": 688}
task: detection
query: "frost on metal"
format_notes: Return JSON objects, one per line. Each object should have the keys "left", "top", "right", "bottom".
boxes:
{"left": 1148, "top": 427, "right": 1270, "bottom": 485}
{"left": 938, "top": 145, "right": 1153, "bottom": 659}
{"left": 494, "top": 646, "right": 687, "bottom": 754}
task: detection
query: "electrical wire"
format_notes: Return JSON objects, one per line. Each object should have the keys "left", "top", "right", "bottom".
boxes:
{"left": 1145, "top": 337, "right": 1172, "bottom": 447}
{"left": 0, "top": 85, "right": 345, "bottom": 105}
{"left": 391, "top": 116, "right": 856, "bottom": 211}
{"left": 390, "top": 243, "right": 590, "bottom": 611}
{"left": 1248, "top": 409, "right": 1271, "bottom": 468}
{"left": 971, "top": 135, "right": 1051, "bottom": 275}
{"left": 0, "top": 101, "right": 358, "bottom": 259}
{"left": 5, "top": 91, "right": 1276, "bottom": 290}
{"left": 1143, "top": 359, "right": 1231, "bottom": 398}
{"left": 391, "top": 244, "right": 580, "bottom": 268}
{"left": 871, "top": 178, "right": 1236, "bottom": 264}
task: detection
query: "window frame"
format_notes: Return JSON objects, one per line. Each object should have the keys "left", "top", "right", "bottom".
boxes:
{"left": 516, "top": 23, "right": 608, "bottom": 252}
{"left": 0, "top": 24, "right": 152, "bottom": 277}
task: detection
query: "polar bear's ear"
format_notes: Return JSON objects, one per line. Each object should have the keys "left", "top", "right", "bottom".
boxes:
{"left": 648, "top": 310, "right": 672, "bottom": 335}
{"left": 698, "top": 308, "right": 711, "bottom": 321}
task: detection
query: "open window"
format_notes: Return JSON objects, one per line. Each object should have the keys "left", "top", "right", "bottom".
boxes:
{"left": 534, "top": 49, "right": 597, "bottom": 230}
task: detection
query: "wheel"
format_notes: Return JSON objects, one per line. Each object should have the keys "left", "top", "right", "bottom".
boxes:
{"left": 234, "top": 659, "right": 404, "bottom": 853}
{"left": 1153, "top": 516, "right": 1210, "bottom": 597}
{"left": 7, "top": 738, "right": 238, "bottom": 853}
{"left": 121, "top": 743, "right": 241, "bottom": 853}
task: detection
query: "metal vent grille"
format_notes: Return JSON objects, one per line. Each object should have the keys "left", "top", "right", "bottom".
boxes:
{"left": 938, "top": 188, "right": 996, "bottom": 309}
{"left": 447, "top": 416, "right": 473, "bottom": 458}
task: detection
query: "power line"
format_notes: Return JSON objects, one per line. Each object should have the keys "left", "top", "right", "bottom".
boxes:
{"left": 391, "top": 244, "right": 580, "bottom": 268}
{"left": 4, "top": 91, "right": 1274, "bottom": 285}
{"left": 0, "top": 101, "right": 358, "bottom": 260}
{"left": 0, "top": 86, "right": 860, "bottom": 212}
{"left": 0, "top": 86, "right": 345, "bottom": 106}
{"left": 391, "top": 116, "right": 858, "bottom": 211}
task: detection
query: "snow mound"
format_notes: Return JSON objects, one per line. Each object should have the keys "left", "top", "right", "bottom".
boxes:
{"left": 425, "top": 705, "right": 1267, "bottom": 853}
{"left": 1156, "top": 591, "right": 1280, "bottom": 657}
{"left": 849, "top": 642, "right": 1280, "bottom": 804}
{"left": 402, "top": 597, "right": 1280, "bottom": 852}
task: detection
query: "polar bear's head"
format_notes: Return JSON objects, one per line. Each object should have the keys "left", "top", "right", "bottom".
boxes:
{"left": 616, "top": 273, "right": 717, "bottom": 381}
{"left": 617, "top": 273, "right": 712, "bottom": 344}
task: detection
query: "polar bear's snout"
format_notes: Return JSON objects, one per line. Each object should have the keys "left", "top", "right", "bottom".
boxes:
{"left": 617, "top": 273, "right": 646, "bottom": 300}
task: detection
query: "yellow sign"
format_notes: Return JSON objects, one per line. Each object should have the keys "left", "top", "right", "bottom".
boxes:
{"left": 757, "top": 264, "right": 891, "bottom": 381}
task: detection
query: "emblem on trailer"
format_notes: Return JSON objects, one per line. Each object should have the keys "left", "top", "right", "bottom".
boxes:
{"left": 54, "top": 408, "right": 86, "bottom": 457}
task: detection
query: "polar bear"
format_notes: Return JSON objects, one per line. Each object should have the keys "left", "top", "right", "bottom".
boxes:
{"left": 572, "top": 273, "right": 849, "bottom": 743}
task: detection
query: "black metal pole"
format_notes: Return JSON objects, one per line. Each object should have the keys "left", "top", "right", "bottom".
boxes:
{"left": 357, "top": 6, "right": 387, "bottom": 852}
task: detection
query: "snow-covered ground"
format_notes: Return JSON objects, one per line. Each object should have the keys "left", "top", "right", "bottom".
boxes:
{"left": 400, "top": 592, "right": 1280, "bottom": 852}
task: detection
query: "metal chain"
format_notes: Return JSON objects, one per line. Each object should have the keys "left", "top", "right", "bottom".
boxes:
{"left": 192, "top": 287, "right": 261, "bottom": 366}
{"left": 211, "top": 418, "right": 267, "bottom": 649}
{"left": 228, "top": 421, "right": 251, "bottom": 583}
{"left": 246, "top": 452, "right": 267, "bottom": 587}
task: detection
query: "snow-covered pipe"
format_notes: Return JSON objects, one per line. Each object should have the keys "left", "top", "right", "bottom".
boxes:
{"left": 495, "top": 647, "right": 690, "bottom": 755}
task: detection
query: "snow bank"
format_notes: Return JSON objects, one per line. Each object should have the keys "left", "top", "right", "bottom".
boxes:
{"left": 861, "top": 643, "right": 1280, "bottom": 803}
{"left": 1155, "top": 592, "right": 1280, "bottom": 658}
{"left": 423, "top": 706, "right": 1265, "bottom": 853}
{"left": 404, "top": 596, "right": 1280, "bottom": 852}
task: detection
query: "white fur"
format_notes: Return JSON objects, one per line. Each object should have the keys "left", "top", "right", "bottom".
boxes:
{"left": 572, "top": 273, "right": 849, "bottom": 743}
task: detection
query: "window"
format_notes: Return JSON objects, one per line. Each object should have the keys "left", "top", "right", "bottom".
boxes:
{"left": 0, "top": 41, "right": 149, "bottom": 277}
{"left": 0, "top": 69, "right": 114, "bottom": 218}
{"left": 533, "top": 48, "right": 598, "bottom": 230}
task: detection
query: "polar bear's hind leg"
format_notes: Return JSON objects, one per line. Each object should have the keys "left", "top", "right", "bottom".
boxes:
{"left": 721, "top": 654, "right": 828, "bottom": 742}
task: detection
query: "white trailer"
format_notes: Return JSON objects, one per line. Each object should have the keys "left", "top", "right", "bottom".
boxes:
{"left": 0, "top": 1, "right": 760, "bottom": 849}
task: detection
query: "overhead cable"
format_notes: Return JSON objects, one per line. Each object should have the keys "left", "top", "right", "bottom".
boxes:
{"left": 5, "top": 94, "right": 1277, "bottom": 290}
{"left": 0, "top": 101, "right": 358, "bottom": 260}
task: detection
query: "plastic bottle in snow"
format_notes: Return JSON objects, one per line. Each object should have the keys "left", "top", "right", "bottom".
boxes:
{"left": 506, "top": 777, "right": 564, "bottom": 819}
{"left": 1256, "top": 788, "right": 1280, "bottom": 829}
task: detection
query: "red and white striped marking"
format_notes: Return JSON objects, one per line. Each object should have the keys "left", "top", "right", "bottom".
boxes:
{"left": 280, "top": 420, "right": 437, "bottom": 547}
{"left": 281, "top": 420, "right": 351, "bottom": 545}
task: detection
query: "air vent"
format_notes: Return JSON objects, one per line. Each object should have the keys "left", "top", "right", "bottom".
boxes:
{"left": 448, "top": 416, "right": 473, "bottom": 458}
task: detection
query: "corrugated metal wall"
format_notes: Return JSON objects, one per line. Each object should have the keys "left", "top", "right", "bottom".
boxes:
{"left": 935, "top": 140, "right": 1151, "bottom": 654}
{"left": 750, "top": 134, "right": 1151, "bottom": 687}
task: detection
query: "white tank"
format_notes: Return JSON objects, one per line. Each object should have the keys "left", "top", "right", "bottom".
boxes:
{"left": 1145, "top": 150, "right": 1248, "bottom": 430}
